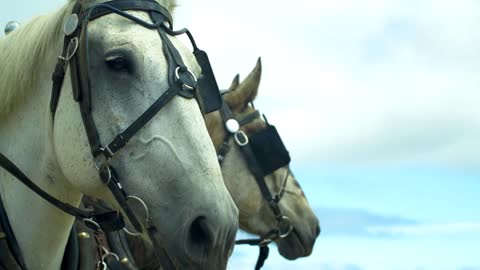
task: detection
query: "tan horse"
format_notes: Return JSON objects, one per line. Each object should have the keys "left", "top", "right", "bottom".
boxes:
{"left": 209, "top": 58, "right": 320, "bottom": 261}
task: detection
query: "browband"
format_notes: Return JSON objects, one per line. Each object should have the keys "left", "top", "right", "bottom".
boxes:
{"left": 81, "top": 0, "right": 173, "bottom": 24}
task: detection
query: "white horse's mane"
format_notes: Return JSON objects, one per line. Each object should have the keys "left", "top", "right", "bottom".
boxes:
{"left": 0, "top": 0, "right": 176, "bottom": 117}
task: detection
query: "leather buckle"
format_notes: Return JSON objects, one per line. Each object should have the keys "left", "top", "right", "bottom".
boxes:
{"left": 234, "top": 131, "right": 249, "bottom": 146}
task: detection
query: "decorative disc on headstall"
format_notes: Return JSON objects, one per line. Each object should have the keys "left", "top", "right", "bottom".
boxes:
{"left": 63, "top": 14, "right": 79, "bottom": 36}
{"left": 226, "top": 119, "right": 240, "bottom": 133}
{"left": 4, "top": 21, "right": 20, "bottom": 35}
{"left": 77, "top": 232, "right": 90, "bottom": 239}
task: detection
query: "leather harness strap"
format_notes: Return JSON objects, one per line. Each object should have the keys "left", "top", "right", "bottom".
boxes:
{"left": 217, "top": 98, "right": 293, "bottom": 270}
{"left": 0, "top": 152, "right": 100, "bottom": 221}
{"left": 218, "top": 100, "right": 287, "bottom": 221}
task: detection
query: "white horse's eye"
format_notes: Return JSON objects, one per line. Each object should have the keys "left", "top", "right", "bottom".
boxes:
{"left": 105, "top": 55, "right": 131, "bottom": 73}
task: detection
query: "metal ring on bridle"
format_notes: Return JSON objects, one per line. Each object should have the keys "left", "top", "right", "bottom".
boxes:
{"left": 123, "top": 227, "right": 142, "bottom": 237}
{"left": 94, "top": 148, "right": 111, "bottom": 171}
{"left": 234, "top": 131, "right": 249, "bottom": 146}
{"left": 259, "top": 238, "right": 273, "bottom": 247}
{"left": 95, "top": 160, "right": 112, "bottom": 185}
{"left": 101, "top": 247, "right": 120, "bottom": 262}
{"left": 175, "top": 66, "right": 197, "bottom": 91}
{"left": 58, "top": 37, "right": 79, "bottom": 62}
{"left": 126, "top": 195, "right": 150, "bottom": 222}
{"left": 122, "top": 195, "right": 150, "bottom": 237}
{"left": 277, "top": 216, "right": 294, "bottom": 238}
{"left": 83, "top": 218, "right": 102, "bottom": 232}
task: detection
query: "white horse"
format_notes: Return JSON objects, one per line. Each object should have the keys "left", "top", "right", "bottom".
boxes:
{"left": 0, "top": 0, "right": 238, "bottom": 269}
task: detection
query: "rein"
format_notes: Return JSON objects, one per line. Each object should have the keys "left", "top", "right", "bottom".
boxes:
{"left": 217, "top": 98, "right": 293, "bottom": 270}
{"left": 0, "top": 0, "right": 221, "bottom": 269}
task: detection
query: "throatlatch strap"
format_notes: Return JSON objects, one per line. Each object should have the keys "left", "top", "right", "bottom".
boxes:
{"left": 0, "top": 153, "right": 90, "bottom": 219}
{"left": 0, "top": 153, "right": 124, "bottom": 233}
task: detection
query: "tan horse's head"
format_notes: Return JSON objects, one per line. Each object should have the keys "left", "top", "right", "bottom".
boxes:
{"left": 206, "top": 58, "right": 320, "bottom": 260}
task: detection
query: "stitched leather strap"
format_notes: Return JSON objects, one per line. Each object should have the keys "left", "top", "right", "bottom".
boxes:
{"left": 218, "top": 100, "right": 292, "bottom": 270}
{"left": 238, "top": 110, "right": 260, "bottom": 126}
{"left": 0, "top": 152, "right": 125, "bottom": 233}
{"left": 0, "top": 153, "right": 90, "bottom": 219}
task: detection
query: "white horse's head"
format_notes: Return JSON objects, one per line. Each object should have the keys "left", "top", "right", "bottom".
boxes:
{"left": 207, "top": 59, "right": 320, "bottom": 260}
{"left": 0, "top": 0, "right": 238, "bottom": 268}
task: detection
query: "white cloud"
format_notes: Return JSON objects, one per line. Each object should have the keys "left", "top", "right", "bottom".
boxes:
{"left": 176, "top": 0, "right": 480, "bottom": 168}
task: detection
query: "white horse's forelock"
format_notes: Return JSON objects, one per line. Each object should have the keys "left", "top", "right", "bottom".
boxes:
{"left": 0, "top": 0, "right": 177, "bottom": 117}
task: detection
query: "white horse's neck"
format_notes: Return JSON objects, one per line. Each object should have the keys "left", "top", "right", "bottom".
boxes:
{"left": 0, "top": 47, "right": 82, "bottom": 269}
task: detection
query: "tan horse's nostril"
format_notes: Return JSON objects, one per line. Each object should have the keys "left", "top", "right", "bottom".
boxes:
{"left": 315, "top": 224, "right": 321, "bottom": 237}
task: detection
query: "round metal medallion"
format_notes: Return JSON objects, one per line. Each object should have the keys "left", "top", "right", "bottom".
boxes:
{"left": 226, "top": 119, "right": 240, "bottom": 133}
{"left": 77, "top": 232, "right": 90, "bottom": 239}
{"left": 4, "top": 21, "right": 20, "bottom": 35}
{"left": 64, "top": 14, "right": 79, "bottom": 36}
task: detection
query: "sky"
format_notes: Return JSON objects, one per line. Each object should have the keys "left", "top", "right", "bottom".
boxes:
{"left": 2, "top": 1, "right": 480, "bottom": 270}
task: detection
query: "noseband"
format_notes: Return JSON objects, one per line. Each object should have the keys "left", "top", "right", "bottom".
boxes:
{"left": 0, "top": 0, "right": 221, "bottom": 269}
{"left": 217, "top": 97, "right": 293, "bottom": 270}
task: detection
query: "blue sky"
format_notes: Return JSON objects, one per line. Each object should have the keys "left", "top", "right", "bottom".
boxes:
{"left": 228, "top": 165, "right": 480, "bottom": 270}
{"left": 2, "top": 0, "right": 479, "bottom": 269}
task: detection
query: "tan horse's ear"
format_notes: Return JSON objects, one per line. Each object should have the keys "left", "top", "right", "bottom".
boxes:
{"left": 228, "top": 74, "right": 241, "bottom": 91}
{"left": 224, "top": 57, "right": 262, "bottom": 112}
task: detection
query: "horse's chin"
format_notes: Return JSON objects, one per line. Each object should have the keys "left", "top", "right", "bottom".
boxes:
{"left": 276, "top": 229, "right": 314, "bottom": 260}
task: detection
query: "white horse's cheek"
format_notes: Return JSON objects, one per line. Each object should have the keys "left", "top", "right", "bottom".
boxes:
{"left": 52, "top": 90, "right": 102, "bottom": 193}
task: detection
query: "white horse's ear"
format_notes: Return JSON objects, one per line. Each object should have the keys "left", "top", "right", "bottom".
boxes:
{"left": 224, "top": 57, "right": 262, "bottom": 112}
{"left": 228, "top": 74, "right": 240, "bottom": 91}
